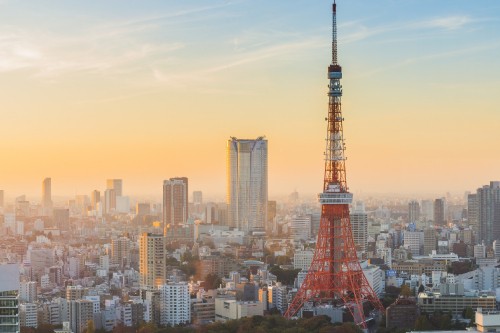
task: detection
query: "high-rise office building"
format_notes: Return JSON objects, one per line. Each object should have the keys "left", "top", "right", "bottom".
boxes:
{"left": 106, "top": 179, "right": 123, "bottom": 197}
{"left": 423, "top": 228, "right": 437, "bottom": 255}
{"left": 139, "top": 233, "right": 166, "bottom": 291}
{"left": 467, "top": 193, "right": 478, "bottom": 231}
{"left": 0, "top": 264, "right": 19, "bottom": 333}
{"left": 289, "top": 216, "right": 312, "bottom": 241}
{"left": 112, "top": 237, "right": 131, "bottom": 269}
{"left": 42, "top": 177, "right": 52, "bottom": 215}
{"left": 104, "top": 189, "right": 116, "bottom": 214}
{"left": 227, "top": 137, "right": 268, "bottom": 234}
{"left": 408, "top": 200, "right": 420, "bottom": 223}
{"left": 53, "top": 208, "right": 69, "bottom": 230}
{"left": 193, "top": 191, "right": 202, "bottom": 206}
{"left": 421, "top": 200, "right": 433, "bottom": 222}
{"left": 477, "top": 181, "right": 500, "bottom": 245}
{"left": 434, "top": 198, "right": 445, "bottom": 226}
{"left": 0, "top": 190, "right": 4, "bottom": 207}
{"left": 163, "top": 177, "right": 188, "bottom": 235}
{"left": 91, "top": 190, "right": 100, "bottom": 210}
{"left": 350, "top": 201, "right": 368, "bottom": 255}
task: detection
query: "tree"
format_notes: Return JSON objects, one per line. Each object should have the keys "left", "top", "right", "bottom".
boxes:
{"left": 86, "top": 320, "right": 95, "bottom": 333}
{"left": 203, "top": 273, "right": 222, "bottom": 290}
{"left": 414, "top": 315, "right": 433, "bottom": 331}
{"left": 400, "top": 284, "right": 411, "bottom": 297}
{"left": 463, "top": 306, "right": 475, "bottom": 322}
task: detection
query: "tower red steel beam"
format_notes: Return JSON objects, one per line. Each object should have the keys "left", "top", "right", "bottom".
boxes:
{"left": 284, "top": 1, "right": 384, "bottom": 328}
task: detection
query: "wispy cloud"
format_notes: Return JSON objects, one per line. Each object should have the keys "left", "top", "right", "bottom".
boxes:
{"left": 353, "top": 41, "right": 500, "bottom": 79}
{"left": 339, "top": 14, "right": 478, "bottom": 46}
{"left": 417, "top": 15, "right": 473, "bottom": 30}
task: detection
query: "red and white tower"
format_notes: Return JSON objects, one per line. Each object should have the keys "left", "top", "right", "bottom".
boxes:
{"left": 284, "top": 1, "right": 384, "bottom": 328}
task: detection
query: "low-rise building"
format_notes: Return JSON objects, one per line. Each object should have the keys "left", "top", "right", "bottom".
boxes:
{"left": 214, "top": 299, "right": 263, "bottom": 322}
{"left": 417, "top": 284, "right": 495, "bottom": 315}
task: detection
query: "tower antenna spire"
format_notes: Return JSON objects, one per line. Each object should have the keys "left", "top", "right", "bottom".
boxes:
{"left": 332, "top": 0, "right": 338, "bottom": 65}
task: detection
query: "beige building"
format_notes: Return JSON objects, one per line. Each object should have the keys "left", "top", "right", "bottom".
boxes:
{"left": 215, "top": 298, "right": 263, "bottom": 322}
{"left": 139, "top": 233, "right": 166, "bottom": 290}
{"left": 476, "top": 308, "right": 500, "bottom": 332}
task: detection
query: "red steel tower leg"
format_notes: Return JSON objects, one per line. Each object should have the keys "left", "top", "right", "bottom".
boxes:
{"left": 284, "top": 2, "right": 384, "bottom": 329}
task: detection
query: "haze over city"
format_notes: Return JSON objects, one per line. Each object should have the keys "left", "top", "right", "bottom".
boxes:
{"left": 1, "top": 0, "right": 499, "bottom": 198}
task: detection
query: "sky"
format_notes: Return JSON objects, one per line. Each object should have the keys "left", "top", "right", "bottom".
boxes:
{"left": 0, "top": 0, "right": 499, "bottom": 201}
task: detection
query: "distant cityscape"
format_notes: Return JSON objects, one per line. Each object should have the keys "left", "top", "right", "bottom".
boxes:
{"left": 1, "top": 134, "right": 500, "bottom": 332}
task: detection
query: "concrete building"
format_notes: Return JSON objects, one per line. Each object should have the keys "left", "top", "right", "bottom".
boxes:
{"left": 163, "top": 177, "right": 188, "bottom": 236}
{"left": 42, "top": 177, "right": 52, "bottom": 216}
{"left": 139, "top": 233, "right": 166, "bottom": 291}
{"left": 289, "top": 216, "right": 311, "bottom": 241}
{"left": 20, "top": 303, "right": 38, "bottom": 328}
{"left": 293, "top": 250, "right": 314, "bottom": 271}
{"left": 476, "top": 308, "right": 500, "bottom": 333}
{"left": 112, "top": 237, "right": 131, "bottom": 269}
{"left": 404, "top": 231, "right": 424, "bottom": 256}
{"left": 434, "top": 198, "right": 445, "bottom": 226}
{"left": 417, "top": 284, "right": 495, "bottom": 315}
{"left": 104, "top": 189, "right": 116, "bottom": 214}
{"left": 408, "top": 200, "right": 420, "bottom": 223}
{"left": 214, "top": 298, "right": 263, "bottom": 322}
{"left": 70, "top": 300, "right": 94, "bottom": 333}
{"left": 53, "top": 208, "right": 69, "bottom": 231}
{"left": 423, "top": 228, "right": 437, "bottom": 256}
{"left": 350, "top": 201, "right": 368, "bottom": 255}
{"left": 468, "top": 193, "right": 478, "bottom": 231}
{"left": 362, "top": 261, "right": 384, "bottom": 297}
{"left": 158, "top": 283, "right": 190, "bottom": 326}
{"left": 0, "top": 264, "right": 20, "bottom": 333}
{"left": 19, "top": 281, "right": 37, "bottom": 303}
{"left": 66, "top": 285, "right": 85, "bottom": 301}
{"left": 192, "top": 301, "right": 215, "bottom": 325}
{"left": 227, "top": 137, "right": 268, "bottom": 234}
{"left": 385, "top": 297, "right": 419, "bottom": 331}
{"left": 106, "top": 179, "right": 123, "bottom": 197}
{"left": 477, "top": 181, "right": 500, "bottom": 245}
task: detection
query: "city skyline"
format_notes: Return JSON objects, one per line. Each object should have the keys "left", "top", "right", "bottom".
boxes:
{"left": 0, "top": 0, "right": 499, "bottom": 198}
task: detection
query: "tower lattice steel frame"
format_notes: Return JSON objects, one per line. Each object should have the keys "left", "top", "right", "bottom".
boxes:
{"left": 284, "top": 2, "right": 384, "bottom": 328}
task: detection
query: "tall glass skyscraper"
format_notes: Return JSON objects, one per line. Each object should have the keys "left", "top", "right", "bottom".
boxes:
{"left": 0, "top": 264, "right": 19, "bottom": 333}
{"left": 227, "top": 137, "right": 268, "bottom": 234}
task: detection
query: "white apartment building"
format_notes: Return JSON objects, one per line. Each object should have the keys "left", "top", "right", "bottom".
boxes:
{"left": 158, "top": 283, "right": 190, "bottom": 326}
{"left": 20, "top": 303, "right": 38, "bottom": 328}
{"left": 293, "top": 250, "right": 314, "bottom": 271}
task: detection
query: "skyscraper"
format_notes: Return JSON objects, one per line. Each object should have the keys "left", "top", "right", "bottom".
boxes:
{"left": 350, "top": 201, "right": 368, "bottom": 256}
{"left": 42, "top": 177, "right": 52, "bottom": 215}
{"left": 112, "top": 236, "right": 131, "bottom": 269}
{"left": 477, "top": 181, "right": 500, "bottom": 245}
{"left": 91, "top": 190, "right": 100, "bottom": 210}
{"left": 163, "top": 177, "right": 188, "bottom": 236}
{"left": 467, "top": 193, "right": 478, "bottom": 231}
{"left": 0, "top": 190, "right": 4, "bottom": 208}
{"left": 227, "top": 137, "right": 268, "bottom": 234}
{"left": 104, "top": 188, "right": 116, "bottom": 214}
{"left": 106, "top": 179, "right": 123, "bottom": 197}
{"left": 139, "top": 233, "right": 166, "bottom": 291}
{"left": 434, "top": 198, "right": 445, "bottom": 226}
{"left": 0, "top": 264, "right": 19, "bottom": 333}
{"left": 408, "top": 200, "right": 420, "bottom": 223}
